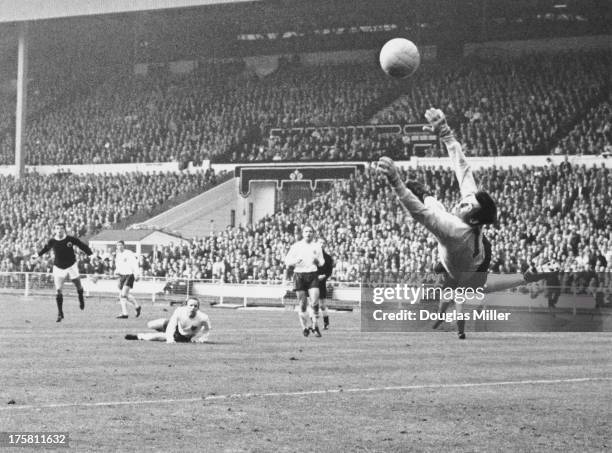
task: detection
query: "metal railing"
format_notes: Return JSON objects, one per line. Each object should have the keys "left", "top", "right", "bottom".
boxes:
{"left": 2, "top": 272, "right": 608, "bottom": 312}
{"left": 0, "top": 272, "right": 361, "bottom": 309}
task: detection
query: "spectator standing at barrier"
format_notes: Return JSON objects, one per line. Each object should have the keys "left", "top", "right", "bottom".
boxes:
{"left": 212, "top": 256, "right": 226, "bottom": 283}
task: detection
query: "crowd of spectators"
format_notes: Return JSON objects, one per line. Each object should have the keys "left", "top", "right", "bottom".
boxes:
{"left": 0, "top": 169, "right": 219, "bottom": 273}
{"left": 0, "top": 62, "right": 397, "bottom": 166}
{"left": 3, "top": 50, "right": 607, "bottom": 166}
{"left": 246, "top": 127, "right": 409, "bottom": 162}
{"left": 0, "top": 80, "right": 69, "bottom": 165}
{"left": 554, "top": 96, "right": 611, "bottom": 156}
{"left": 370, "top": 52, "right": 610, "bottom": 157}
{"left": 21, "top": 161, "right": 603, "bottom": 290}
{"left": 0, "top": 161, "right": 609, "bottom": 303}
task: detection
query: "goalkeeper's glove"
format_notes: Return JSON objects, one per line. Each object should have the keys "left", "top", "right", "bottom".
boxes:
{"left": 377, "top": 156, "right": 402, "bottom": 186}
{"left": 423, "top": 108, "right": 454, "bottom": 140}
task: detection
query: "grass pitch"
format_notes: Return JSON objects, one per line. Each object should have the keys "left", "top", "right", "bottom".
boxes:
{"left": 1, "top": 294, "right": 610, "bottom": 452}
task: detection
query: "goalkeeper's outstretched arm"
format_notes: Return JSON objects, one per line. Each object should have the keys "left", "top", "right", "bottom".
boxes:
{"left": 377, "top": 157, "right": 465, "bottom": 245}
{"left": 424, "top": 108, "right": 477, "bottom": 198}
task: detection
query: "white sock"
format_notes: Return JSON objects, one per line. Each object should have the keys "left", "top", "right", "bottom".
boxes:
{"left": 298, "top": 311, "right": 309, "bottom": 329}
{"left": 127, "top": 294, "right": 140, "bottom": 308}
{"left": 138, "top": 333, "right": 166, "bottom": 341}
{"left": 310, "top": 308, "right": 320, "bottom": 328}
{"left": 119, "top": 297, "right": 128, "bottom": 315}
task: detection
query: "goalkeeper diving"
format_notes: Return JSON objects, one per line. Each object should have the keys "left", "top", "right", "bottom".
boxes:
{"left": 377, "top": 108, "right": 555, "bottom": 339}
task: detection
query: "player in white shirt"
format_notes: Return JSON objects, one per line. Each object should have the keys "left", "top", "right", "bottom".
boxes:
{"left": 125, "top": 297, "right": 211, "bottom": 343}
{"left": 114, "top": 240, "right": 142, "bottom": 319}
{"left": 284, "top": 225, "right": 324, "bottom": 337}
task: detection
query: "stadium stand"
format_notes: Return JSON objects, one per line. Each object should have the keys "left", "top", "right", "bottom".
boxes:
{"left": 0, "top": 169, "right": 219, "bottom": 273}
{"left": 369, "top": 52, "right": 610, "bottom": 157}
{"left": 555, "top": 96, "right": 611, "bottom": 156}
{"left": 21, "top": 162, "right": 604, "bottom": 286}
{"left": 1, "top": 51, "right": 608, "bottom": 166}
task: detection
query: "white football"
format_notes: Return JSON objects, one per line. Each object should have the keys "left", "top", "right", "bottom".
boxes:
{"left": 379, "top": 38, "right": 421, "bottom": 78}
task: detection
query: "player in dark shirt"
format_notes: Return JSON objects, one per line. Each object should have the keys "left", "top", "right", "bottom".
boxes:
{"left": 544, "top": 272, "right": 561, "bottom": 313}
{"left": 37, "top": 223, "right": 93, "bottom": 322}
{"left": 317, "top": 239, "right": 334, "bottom": 330}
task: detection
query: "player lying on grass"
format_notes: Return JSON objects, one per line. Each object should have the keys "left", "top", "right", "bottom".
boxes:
{"left": 125, "top": 297, "right": 211, "bottom": 343}
{"left": 37, "top": 222, "right": 93, "bottom": 322}
{"left": 378, "top": 108, "right": 554, "bottom": 339}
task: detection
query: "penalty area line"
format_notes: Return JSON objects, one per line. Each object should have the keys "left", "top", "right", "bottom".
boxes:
{"left": 2, "top": 377, "right": 611, "bottom": 412}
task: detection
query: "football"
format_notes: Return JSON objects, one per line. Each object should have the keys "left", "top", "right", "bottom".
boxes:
{"left": 379, "top": 38, "right": 421, "bottom": 78}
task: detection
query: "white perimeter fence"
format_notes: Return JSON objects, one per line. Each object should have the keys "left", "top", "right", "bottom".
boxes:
{"left": 0, "top": 272, "right": 360, "bottom": 309}
{"left": 0, "top": 272, "right": 610, "bottom": 314}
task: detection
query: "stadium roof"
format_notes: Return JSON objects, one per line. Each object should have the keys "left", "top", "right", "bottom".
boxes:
{"left": 0, "top": 0, "right": 258, "bottom": 23}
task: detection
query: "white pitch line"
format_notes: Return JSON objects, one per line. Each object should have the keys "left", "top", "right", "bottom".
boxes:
{"left": 2, "top": 377, "right": 610, "bottom": 412}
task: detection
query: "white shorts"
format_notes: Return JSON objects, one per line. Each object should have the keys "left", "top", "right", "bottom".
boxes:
{"left": 53, "top": 263, "right": 80, "bottom": 281}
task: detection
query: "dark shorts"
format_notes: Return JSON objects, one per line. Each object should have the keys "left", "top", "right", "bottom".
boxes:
{"left": 294, "top": 272, "right": 319, "bottom": 292}
{"left": 161, "top": 320, "right": 192, "bottom": 343}
{"left": 434, "top": 262, "right": 489, "bottom": 290}
{"left": 118, "top": 274, "right": 135, "bottom": 290}
{"left": 318, "top": 280, "right": 328, "bottom": 299}
{"left": 546, "top": 287, "right": 561, "bottom": 307}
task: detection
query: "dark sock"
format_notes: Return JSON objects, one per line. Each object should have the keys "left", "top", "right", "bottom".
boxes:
{"left": 323, "top": 316, "right": 329, "bottom": 325}
{"left": 432, "top": 301, "right": 452, "bottom": 329}
{"left": 438, "top": 301, "right": 450, "bottom": 315}
{"left": 457, "top": 320, "right": 465, "bottom": 335}
{"left": 77, "top": 289, "right": 85, "bottom": 309}
{"left": 56, "top": 293, "right": 64, "bottom": 316}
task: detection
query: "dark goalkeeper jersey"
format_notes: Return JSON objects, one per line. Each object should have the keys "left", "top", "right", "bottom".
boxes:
{"left": 38, "top": 235, "right": 93, "bottom": 269}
